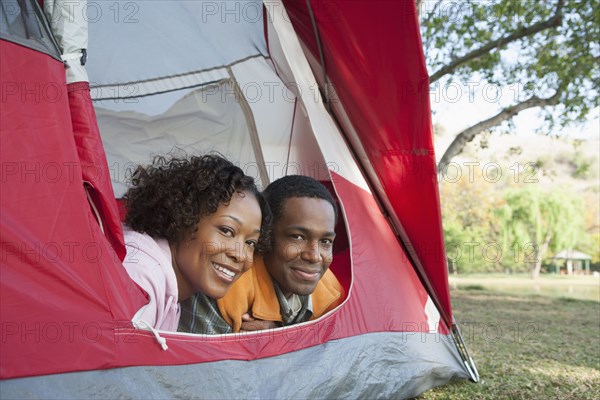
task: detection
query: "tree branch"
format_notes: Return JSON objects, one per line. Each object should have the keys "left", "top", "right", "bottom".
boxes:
{"left": 437, "top": 91, "right": 561, "bottom": 173}
{"left": 429, "top": 0, "right": 565, "bottom": 83}
{"left": 420, "top": 0, "right": 443, "bottom": 26}
{"left": 421, "top": 0, "right": 444, "bottom": 55}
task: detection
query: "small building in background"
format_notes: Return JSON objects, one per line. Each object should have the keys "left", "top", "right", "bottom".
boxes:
{"left": 552, "top": 250, "right": 592, "bottom": 275}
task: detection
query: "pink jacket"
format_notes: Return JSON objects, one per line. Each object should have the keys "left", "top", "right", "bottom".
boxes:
{"left": 122, "top": 227, "right": 180, "bottom": 331}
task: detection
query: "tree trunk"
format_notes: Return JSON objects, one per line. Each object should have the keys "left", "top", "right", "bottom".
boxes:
{"left": 437, "top": 92, "right": 561, "bottom": 173}
{"left": 531, "top": 232, "right": 552, "bottom": 280}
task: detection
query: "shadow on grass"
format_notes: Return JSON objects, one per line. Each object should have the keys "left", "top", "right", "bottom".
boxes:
{"left": 458, "top": 284, "right": 486, "bottom": 291}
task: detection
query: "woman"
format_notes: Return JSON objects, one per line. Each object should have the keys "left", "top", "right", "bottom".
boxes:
{"left": 122, "top": 154, "right": 271, "bottom": 331}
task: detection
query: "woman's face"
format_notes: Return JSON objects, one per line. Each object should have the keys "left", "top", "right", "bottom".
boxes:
{"left": 172, "top": 191, "right": 262, "bottom": 301}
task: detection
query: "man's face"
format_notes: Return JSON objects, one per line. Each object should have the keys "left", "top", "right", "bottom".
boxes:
{"left": 265, "top": 197, "right": 336, "bottom": 297}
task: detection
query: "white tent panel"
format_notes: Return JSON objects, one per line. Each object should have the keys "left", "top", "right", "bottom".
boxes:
{"left": 286, "top": 101, "right": 330, "bottom": 181}
{"left": 44, "top": 0, "right": 88, "bottom": 83}
{"left": 86, "top": 1, "right": 267, "bottom": 86}
{"left": 88, "top": 0, "right": 362, "bottom": 195}
{"left": 264, "top": 1, "right": 370, "bottom": 193}
{"left": 91, "top": 67, "right": 229, "bottom": 116}
{"left": 230, "top": 57, "right": 296, "bottom": 185}
{"left": 97, "top": 80, "right": 255, "bottom": 197}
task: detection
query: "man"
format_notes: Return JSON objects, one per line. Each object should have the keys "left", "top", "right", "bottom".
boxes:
{"left": 178, "top": 175, "right": 344, "bottom": 334}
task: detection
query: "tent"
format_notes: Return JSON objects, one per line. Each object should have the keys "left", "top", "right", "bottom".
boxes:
{"left": 0, "top": 0, "right": 478, "bottom": 398}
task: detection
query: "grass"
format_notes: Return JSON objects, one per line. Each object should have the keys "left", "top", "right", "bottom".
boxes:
{"left": 416, "top": 288, "right": 600, "bottom": 400}
{"left": 449, "top": 274, "right": 600, "bottom": 302}
{"left": 450, "top": 273, "right": 598, "bottom": 284}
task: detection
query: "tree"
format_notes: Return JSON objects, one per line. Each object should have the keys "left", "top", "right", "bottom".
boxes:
{"left": 439, "top": 165, "right": 503, "bottom": 273}
{"left": 418, "top": 0, "right": 600, "bottom": 172}
{"left": 496, "top": 187, "right": 585, "bottom": 279}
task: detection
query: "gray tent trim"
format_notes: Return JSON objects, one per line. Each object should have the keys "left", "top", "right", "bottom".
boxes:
{"left": 0, "top": 0, "right": 62, "bottom": 61}
{"left": 0, "top": 331, "right": 468, "bottom": 399}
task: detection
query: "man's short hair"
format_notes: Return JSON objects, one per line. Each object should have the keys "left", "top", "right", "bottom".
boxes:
{"left": 263, "top": 175, "right": 338, "bottom": 224}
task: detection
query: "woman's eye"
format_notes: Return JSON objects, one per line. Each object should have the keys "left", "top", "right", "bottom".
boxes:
{"left": 321, "top": 239, "right": 334, "bottom": 246}
{"left": 219, "top": 227, "right": 234, "bottom": 236}
{"left": 245, "top": 240, "right": 257, "bottom": 249}
{"left": 290, "top": 234, "right": 304, "bottom": 240}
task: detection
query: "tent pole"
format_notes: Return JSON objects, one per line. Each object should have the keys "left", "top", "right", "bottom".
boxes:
{"left": 305, "top": 0, "right": 331, "bottom": 111}
{"left": 451, "top": 322, "right": 480, "bottom": 382}
{"left": 226, "top": 67, "right": 270, "bottom": 186}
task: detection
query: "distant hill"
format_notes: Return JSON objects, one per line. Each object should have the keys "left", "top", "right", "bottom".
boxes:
{"left": 434, "top": 128, "right": 600, "bottom": 194}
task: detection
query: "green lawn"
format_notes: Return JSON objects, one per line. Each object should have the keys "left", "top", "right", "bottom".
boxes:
{"left": 448, "top": 274, "right": 600, "bottom": 302}
{"left": 417, "top": 288, "right": 600, "bottom": 399}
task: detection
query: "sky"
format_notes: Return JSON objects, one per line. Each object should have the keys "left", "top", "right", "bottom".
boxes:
{"left": 430, "top": 81, "right": 600, "bottom": 141}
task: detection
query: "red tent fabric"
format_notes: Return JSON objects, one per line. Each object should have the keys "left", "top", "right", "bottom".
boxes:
{"left": 68, "top": 81, "right": 126, "bottom": 261}
{"left": 0, "top": 40, "right": 146, "bottom": 378}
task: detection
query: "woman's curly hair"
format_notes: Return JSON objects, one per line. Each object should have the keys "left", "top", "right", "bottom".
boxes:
{"left": 124, "top": 154, "right": 271, "bottom": 251}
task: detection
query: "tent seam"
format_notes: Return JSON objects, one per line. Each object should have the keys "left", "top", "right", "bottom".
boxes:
{"left": 90, "top": 54, "right": 270, "bottom": 89}
{"left": 226, "top": 67, "right": 270, "bottom": 186}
